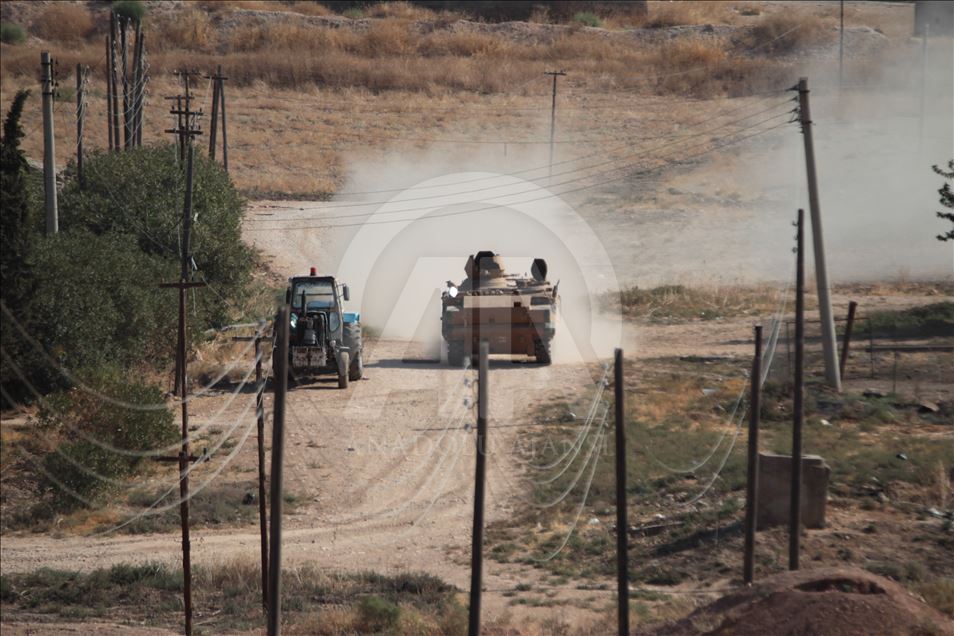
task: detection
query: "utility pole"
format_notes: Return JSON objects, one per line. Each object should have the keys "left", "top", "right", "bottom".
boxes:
{"left": 132, "top": 23, "right": 145, "bottom": 147}
{"left": 109, "top": 12, "right": 121, "bottom": 153}
{"left": 613, "top": 348, "right": 629, "bottom": 635}
{"left": 919, "top": 24, "right": 929, "bottom": 151}
{"left": 120, "top": 17, "right": 130, "bottom": 149}
{"left": 105, "top": 36, "right": 113, "bottom": 152}
{"left": 161, "top": 82, "right": 204, "bottom": 635}
{"left": 219, "top": 66, "right": 228, "bottom": 173}
{"left": 467, "top": 342, "right": 489, "bottom": 636}
{"left": 797, "top": 77, "right": 841, "bottom": 392}
{"left": 789, "top": 209, "right": 805, "bottom": 571}
{"left": 234, "top": 333, "right": 270, "bottom": 614}
{"left": 76, "top": 64, "right": 87, "bottom": 188}
{"left": 743, "top": 325, "right": 763, "bottom": 584}
{"left": 268, "top": 307, "right": 290, "bottom": 636}
{"left": 40, "top": 52, "right": 58, "bottom": 236}
{"left": 839, "top": 0, "right": 844, "bottom": 87}
{"left": 208, "top": 70, "right": 219, "bottom": 161}
{"left": 545, "top": 70, "right": 566, "bottom": 181}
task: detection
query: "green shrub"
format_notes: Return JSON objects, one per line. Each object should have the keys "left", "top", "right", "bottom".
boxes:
{"left": 0, "top": 22, "right": 26, "bottom": 44}
{"left": 573, "top": 11, "right": 602, "bottom": 27}
{"left": 58, "top": 145, "right": 253, "bottom": 330}
{"left": 112, "top": 0, "right": 146, "bottom": 23}
{"left": 26, "top": 232, "right": 178, "bottom": 386}
{"left": 358, "top": 595, "right": 401, "bottom": 631}
{"left": 36, "top": 369, "right": 176, "bottom": 511}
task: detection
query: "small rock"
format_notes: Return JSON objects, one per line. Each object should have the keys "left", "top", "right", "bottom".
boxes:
{"left": 863, "top": 388, "right": 886, "bottom": 398}
{"left": 702, "top": 388, "right": 717, "bottom": 396}
{"left": 242, "top": 492, "right": 255, "bottom": 505}
{"left": 820, "top": 419, "right": 832, "bottom": 427}
{"left": 896, "top": 453, "right": 908, "bottom": 461}
{"left": 587, "top": 517, "right": 600, "bottom": 525}
{"left": 918, "top": 401, "right": 940, "bottom": 414}
{"left": 876, "top": 491, "right": 889, "bottom": 504}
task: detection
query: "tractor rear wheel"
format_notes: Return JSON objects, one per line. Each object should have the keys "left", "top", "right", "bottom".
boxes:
{"left": 338, "top": 351, "right": 349, "bottom": 389}
{"left": 349, "top": 350, "right": 363, "bottom": 381}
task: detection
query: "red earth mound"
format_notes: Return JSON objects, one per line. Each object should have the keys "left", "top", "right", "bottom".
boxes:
{"left": 642, "top": 566, "right": 953, "bottom": 636}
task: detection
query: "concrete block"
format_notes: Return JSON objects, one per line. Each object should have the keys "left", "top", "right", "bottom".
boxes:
{"left": 757, "top": 452, "right": 831, "bottom": 529}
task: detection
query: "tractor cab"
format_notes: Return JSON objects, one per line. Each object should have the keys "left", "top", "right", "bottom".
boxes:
{"left": 278, "top": 268, "right": 362, "bottom": 389}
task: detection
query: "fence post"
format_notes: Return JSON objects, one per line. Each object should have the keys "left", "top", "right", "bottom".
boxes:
{"left": 840, "top": 301, "right": 857, "bottom": 382}
{"left": 467, "top": 342, "right": 489, "bottom": 636}
{"left": 743, "top": 325, "right": 763, "bottom": 584}
{"left": 789, "top": 209, "right": 805, "bottom": 571}
{"left": 613, "top": 348, "right": 630, "bottom": 635}
{"left": 268, "top": 308, "right": 289, "bottom": 636}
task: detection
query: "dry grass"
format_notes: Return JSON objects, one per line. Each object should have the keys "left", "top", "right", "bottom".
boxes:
{"left": 29, "top": 3, "right": 94, "bottom": 42}
{"left": 158, "top": 7, "right": 214, "bottom": 51}
{"left": 0, "top": 2, "right": 834, "bottom": 96}
{"left": 197, "top": 1, "right": 332, "bottom": 15}
{"left": 642, "top": 0, "right": 739, "bottom": 29}
{"left": 736, "top": 11, "right": 834, "bottom": 55}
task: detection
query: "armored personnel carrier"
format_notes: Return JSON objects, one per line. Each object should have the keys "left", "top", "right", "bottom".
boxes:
{"left": 441, "top": 251, "right": 558, "bottom": 366}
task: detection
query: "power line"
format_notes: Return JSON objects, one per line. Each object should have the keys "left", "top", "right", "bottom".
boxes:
{"left": 253, "top": 93, "right": 790, "bottom": 202}
{"left": 245, "top": 116, "right": 792, "bottom": 231}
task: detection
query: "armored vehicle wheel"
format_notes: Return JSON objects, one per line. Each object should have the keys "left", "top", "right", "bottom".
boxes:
{"left": 447, "top": 341, "right": 465, "bottom": 367}
{"left": 534, "top": 337, "right": 552, "bottom": 365}
{"left": 349, "top": 350, "right": 363, "bottom": 381}
{"left": 338, "top": 351, "right": 349, "bottom": 389}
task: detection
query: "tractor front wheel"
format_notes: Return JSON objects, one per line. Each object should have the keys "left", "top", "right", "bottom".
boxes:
{"left": 338, "top": 351, "right": 350, "bottom": 389}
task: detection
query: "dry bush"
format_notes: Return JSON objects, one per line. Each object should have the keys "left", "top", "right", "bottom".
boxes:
{"left": 364, "top": 1, "right": 437, "bottom": 21}
{"left": 31, "top": 3, "right": 94, "bottom": 42}
{"left": 418, "top": 31, "right": 507, "bottom": 57}
{"left": 740, "top": 12, "right": 833, "bottom": 55}
{"left": 160, "top": 8, "right": 213, "bottom": 51}
{"left": 356, "top": 20, "right": 416, "bottom": 56}
{"left": 646, "top": 37, "right": 787, "bottom": 98}
{"left": 198, "top": 0, "right": 330, "bottom": 13}
{"left": 643, "top": 0, "right": 735, "bottom": 28}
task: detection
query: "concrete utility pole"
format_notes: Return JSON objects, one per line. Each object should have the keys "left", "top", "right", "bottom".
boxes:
{"left": 268, "top": 306, "right": 290, "bottom": 636}
{"left": 919, "top": 23, "right": 929, "bottom": 151}
{"left": 797, "top": 77, "right": 841, "bottom": 392}
{"left": 789, "top": 209, "right": 806, "bottom": 571}
{"left": 545, "top": 69, "right": 566, "bottom": 180}
{"left": 839, "top": 0, "right": 844, "bottom": 87}
{"left": 467, "top": 342, "right": 489, "bottom": 636}
{"left": 40, "top": 52, "right": 58, "bottom": 236}
{"left": 613, "top": 348, "right": 629, "bottom": 636}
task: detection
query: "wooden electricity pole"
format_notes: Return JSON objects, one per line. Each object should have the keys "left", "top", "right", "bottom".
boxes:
{"left": 743, "top": 325, "right": 763, "bottom": 584}
{"left": 613, "top": 348, "right": 629, "bottom": 635}
{"left": 162, "top": 80, "right": 204, "bottom": 635}
{"left": 40, "top": 52, "right": 58, "bottom": 236}
{"left": 268, "top": 307, "right": 290, "bottom": 636}
{"left": 109, "top": 12, "right": 121, "bottom": 153}
{"left": 797, "top": 78, "right": 841, "bottom": 392}
{"left": 76, "top": 64, "right": 87, "bottom": 187}
{"left": 789, "top": 209, "right": 805, "bottom": 571}
{"left": 467, "top": 342, "right": 489, "bottom": 636}
{"left": 545, "top": 69, "right": 566, "bottom": 180}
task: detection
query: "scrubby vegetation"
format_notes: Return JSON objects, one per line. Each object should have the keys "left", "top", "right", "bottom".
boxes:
{"left": 0, "top": 560, "right": 464, "bottom": 633}
{"left": 487, "top": 352, "right": 954, "bottom": 619}
{"left": 0, "top": 22, "right": 26, "bottom": 44}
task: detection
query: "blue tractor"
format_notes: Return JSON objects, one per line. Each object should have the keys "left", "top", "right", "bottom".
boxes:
{"left": 276, "top": 268, "right": 363, "bottom": 388}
